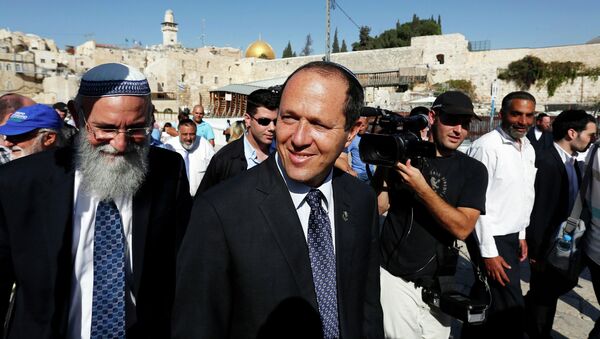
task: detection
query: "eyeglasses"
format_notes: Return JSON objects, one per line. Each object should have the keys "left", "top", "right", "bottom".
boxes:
{"left": 251, "top": 116, "right": 277, "bottom": 126}
{"left": 82, "top": 114, "right": 151, "bottom": 141}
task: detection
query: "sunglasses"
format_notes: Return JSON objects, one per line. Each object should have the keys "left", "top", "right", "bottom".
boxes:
{"left": 251, "top": 116, "right": 277, "bottom": 126}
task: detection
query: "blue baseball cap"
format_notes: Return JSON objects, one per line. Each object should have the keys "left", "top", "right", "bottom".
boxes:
{"left": 0, "top": 104, "right": 63, "bottom": 136}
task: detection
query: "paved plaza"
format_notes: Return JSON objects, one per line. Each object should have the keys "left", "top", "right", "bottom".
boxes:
{"left": 451, "top": 245, "right": 599, "bottom": 338}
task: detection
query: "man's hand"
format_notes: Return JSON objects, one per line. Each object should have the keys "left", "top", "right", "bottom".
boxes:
{"left": 395, "top": 159, "right": 429, "bottom": 195}
{"left": 519, "top": 239, "right": 528, "bottom": 262}
{"left": 484, "top": 256, "right": 511, "bottom": 287}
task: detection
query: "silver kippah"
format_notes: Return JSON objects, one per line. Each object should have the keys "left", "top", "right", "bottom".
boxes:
{"left": 78, "top": 63, "right": 151, "bottom": 97}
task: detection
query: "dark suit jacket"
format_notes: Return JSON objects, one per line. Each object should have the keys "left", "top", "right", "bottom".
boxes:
{"left": 527, "top": 146, "right": 575, "bottom": 260}
{"left": 0, "top": 146, "right": 192, "bottom": 339}
{"left": 173, "top": 156, "right": 384, "bottom": 338}
{"left": 526, "top": 127, "right": 554, "bottom": 153}
{"left": 197, "top": 137, "right": 247, "bottom": 193}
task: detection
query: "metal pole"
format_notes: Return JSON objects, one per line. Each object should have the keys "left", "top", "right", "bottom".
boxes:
{"left": 325, "top": 0, "right": 331, "bottom": 61}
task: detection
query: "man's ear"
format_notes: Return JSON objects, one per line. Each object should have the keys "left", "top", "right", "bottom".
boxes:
{"left": 43, "top": 132, "right": 57, "bottom": 147}
{"left": 428, "top": 110, "right": 436, "bottom": 125}
{"left": 243, "top": 113, "right": 251, "bottom": 129}
{"left": 67, "top": 100, "right": 80, "bottom": 128}
{"left": 344, "top": 119, "right": 361, "bottom": 148}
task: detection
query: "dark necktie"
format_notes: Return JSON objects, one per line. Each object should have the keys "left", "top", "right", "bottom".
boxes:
{"left": 305, "top": 189, "right": 339, "bottom": 338}
{"left": 91, "top": 200, "right": 126, "bottom": 339}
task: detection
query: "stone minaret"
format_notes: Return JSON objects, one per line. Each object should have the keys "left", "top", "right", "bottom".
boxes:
{"left": 161, "top": 9, "right": 178, "bottom": 46}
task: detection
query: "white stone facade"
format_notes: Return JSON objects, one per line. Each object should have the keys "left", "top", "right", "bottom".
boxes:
{"left": 1, "top": 26, "right": 599, "bottom": 114}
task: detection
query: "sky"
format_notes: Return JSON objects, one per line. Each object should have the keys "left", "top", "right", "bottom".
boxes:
{"left": 2, "top": 0, "right": 599, "bottom": 57}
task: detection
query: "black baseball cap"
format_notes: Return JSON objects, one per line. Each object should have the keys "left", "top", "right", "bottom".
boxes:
{"left": 431, "top": 91, "right": 480, "bottom": 120}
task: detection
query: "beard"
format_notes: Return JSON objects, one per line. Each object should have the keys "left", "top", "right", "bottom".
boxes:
{"left": 74, "top": 132, "right": 149, "bottom": 201}
{"left": 10, "top": 134, "right": 44, "bottom": 160}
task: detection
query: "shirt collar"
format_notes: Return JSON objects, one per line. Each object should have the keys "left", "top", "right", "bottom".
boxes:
{"left": 243, "top": 134, "right": 259, "bottom": 163}
{"left": 496, "top": 126, "right": 532, "bottom": 150}
{"left": 553, "top": 142, "right": 577, "bottom": 164}
{"left": 275, "top": 153, "right": 333, "bottom": 213}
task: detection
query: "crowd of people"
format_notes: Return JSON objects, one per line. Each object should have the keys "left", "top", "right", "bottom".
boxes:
{"left": 0, "top": 60, "right": 599, "bottom": 339}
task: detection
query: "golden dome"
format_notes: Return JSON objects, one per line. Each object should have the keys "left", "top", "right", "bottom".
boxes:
{"left": 245, "top": 40, "right": 276, "bottom": 59}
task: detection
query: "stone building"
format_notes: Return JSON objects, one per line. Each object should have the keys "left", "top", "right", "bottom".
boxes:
{"left": 1, "top": 10, "right": 599, "bottom": 116}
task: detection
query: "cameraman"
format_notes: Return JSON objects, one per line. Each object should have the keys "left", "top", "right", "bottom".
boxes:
{"left": 375, "top": 91, "right": 488, "bottom": 338}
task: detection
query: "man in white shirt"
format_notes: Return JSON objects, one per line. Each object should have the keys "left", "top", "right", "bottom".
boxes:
{"left": 0, "top": 63, "right": 192, "bottom": 339}
{"left": 165, "top": 118, "right": 215, "bottom": 196}
{"left": 464, "top": 91, "right": 537, "bottom": 338}
{"left": 173, "top": 61, "right": 383, "bottom": 338}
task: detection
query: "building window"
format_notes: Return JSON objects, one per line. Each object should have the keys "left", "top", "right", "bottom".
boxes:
{"left": 436, "top": 54, "right": 445, "bottom": 64}
{"left": 206, "top": 61, "right": 210, "bottom": 69}
{"left": 80, "top": 61, "right": 84, "bottom": 66}
{"left": 200, "top": 76, "right": 204, "bottom": 84}
{"left": 229, "top": 78, "right": 232, "bottom": 84}
{"left": 15, "top": 64, "right": 22, "bottom": 73}
{"left": 6, "top": 64, "right": 11, "bottom": 71}
{"left": 51, "top": 59, "right": 55, "bottom": 63}
{"left": 214, "top": 76, "right": 218, "bottom": 84}
{"left": 40, "top": 58, "right": 46, "bottom": 63}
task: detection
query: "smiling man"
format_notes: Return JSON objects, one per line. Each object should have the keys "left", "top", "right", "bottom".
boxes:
{"left": 464, "top": 91, "right": 537, "bottom": 338}
{"left": 174, "top": 61, "right": 383, "bottom": 338}
{"left": 0, "top": 63, "right": 191, "bottom": 339}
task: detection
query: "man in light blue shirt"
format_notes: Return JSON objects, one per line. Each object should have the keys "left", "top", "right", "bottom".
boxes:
{"left": 344, "top": 117, "right": 375, "bottom": 182}
{"left": 191, "top": 104, "right": 215, "bottom": 147}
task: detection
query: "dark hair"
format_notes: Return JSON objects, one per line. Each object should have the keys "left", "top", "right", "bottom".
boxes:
{"left": 500, "top": 91, "right": 536, "bottom": 114}
{"left": 536, "top": 112, "right": 549, "bottom": 122}
{"left": 246, "top": 89, "right": 280, "bottom": 116}
{"left": 177, "top": 112, "right": 189, "bottom": 122}
{"left": 551, "top": 110, "right": 596, "bottom": 141}
{"left": 410, "top": 106, "right": 430, "bottom": 117}
{"left": 178, "top": 118, "right": 196, "bottom": 130}
{"left": 281, "top": 61, "right": 364, "bottom": 131}
{"left": 52, "top": 102, "right": 68, "bottom": 112}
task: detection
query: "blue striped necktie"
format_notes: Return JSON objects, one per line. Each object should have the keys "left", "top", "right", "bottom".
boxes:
{"left": 305, "top": 189, "right": 339, "bottom": 338}
{"left": 91, "top": 199, "right": 126, "bottom": 339}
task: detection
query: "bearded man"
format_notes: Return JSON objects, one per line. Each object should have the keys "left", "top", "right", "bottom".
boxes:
{"left": 0, "top": 63, "right": 192, "bottom": 339}
{"left": 164, "top": 118, "right": 215, "bottom": 196}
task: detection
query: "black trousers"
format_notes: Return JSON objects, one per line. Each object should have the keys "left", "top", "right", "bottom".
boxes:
{"left": 463, "top": 232, "right": 525, "bottom": 339}
{"left": 525, "top": 262, "right": 577, "bottom": 338}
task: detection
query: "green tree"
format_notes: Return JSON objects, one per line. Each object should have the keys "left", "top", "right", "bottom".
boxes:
{"left": 352, "top": 16, "right": 441, "bottom": 51}
{"left": 498, "top": 55, "right": 546, "bottom": 89}
{"left": 300, "top": 34, "right": 313, "bottom": 56}
{"left": 352, "top": 26, "right": 372, "bottom": 51}
{"left": 282, "top": 41, "right": 293, "bottom": 58}
{"left": 332, "top": 28, "right": 340, "bottom": 53}
{"left": 340, "top": 39, "right": 348, "bottom": 52}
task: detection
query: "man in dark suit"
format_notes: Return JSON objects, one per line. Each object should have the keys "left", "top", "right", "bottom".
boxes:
{"left": 197, "top": 88, "right": 279, "bottom": 193}
{"left": 0, "top": 63, "right": 191, "bottom": 339}
{"left": 173, "top": 61, "right": 383, "bottom": 338}
{"left": 526, "top": 112, "right": 554, "bottom": 153}
{"left": 525, "top": 110, "right": 597, "bottom": 338}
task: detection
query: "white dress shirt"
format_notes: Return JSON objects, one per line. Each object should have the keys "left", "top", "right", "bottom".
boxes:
{"left": 243, "top": 134, "right": 262, "bottom": 170}
{"left": 68, "top": 170, "right": 135, "bottom": 339}
{"left": 165, "top": 137, "right": 215, "bottom": 196}
{"left": 467, "top": 127, "right": 537, "bottom": 258}
{"left": 275, "top": 154, "right": 336, "bottom": 251}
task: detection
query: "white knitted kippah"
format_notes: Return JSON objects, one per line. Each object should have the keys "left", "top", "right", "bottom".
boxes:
{"left": 78, "top": 63, "right": 150, "bottom": 97}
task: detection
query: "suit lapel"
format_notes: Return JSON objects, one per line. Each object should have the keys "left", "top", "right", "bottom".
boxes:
{"left": 131, "top": 162, "right": 153, "bottom": 297}
{"left": 332, "top": 172, "right": 357, "bottom": 332}
{"left": 41, "top": 149, "right": 75, "bottom": 262}
{"left": 258, "top": 158, "right": 317, "bottom": 306}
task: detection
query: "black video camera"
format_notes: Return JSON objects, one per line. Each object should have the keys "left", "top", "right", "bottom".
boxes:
{"left": 358, "top": 106, "right": 436, "bottom": 167}
{"left": 421, "top": 287, "right": 487, "bottom": 324}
